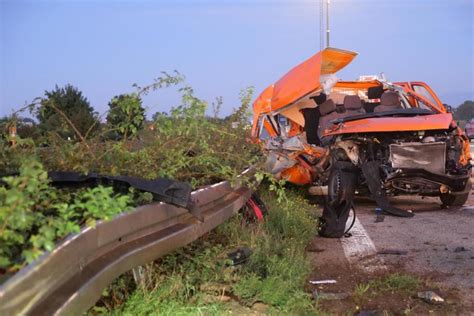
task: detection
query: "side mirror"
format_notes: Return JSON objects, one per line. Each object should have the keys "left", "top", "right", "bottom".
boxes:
{"left": 444, "top": 104, "right": 453, "bottom": 113}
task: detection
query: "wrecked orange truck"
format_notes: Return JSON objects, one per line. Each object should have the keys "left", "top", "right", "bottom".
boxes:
{"left": 251, "top": 48, "right": 472, "bottom": 217}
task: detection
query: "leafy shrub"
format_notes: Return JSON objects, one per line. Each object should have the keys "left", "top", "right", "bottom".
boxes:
{"left": 2, "top": 75, "right": 260, "bottom": 188}
{"left": 106, "top": 94, "right": 145, "bottom": 139}
{"left": 0, "top": 159, "right": 133, "bottom": 271}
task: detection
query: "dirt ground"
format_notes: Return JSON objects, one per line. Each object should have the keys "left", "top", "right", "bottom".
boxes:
{"left": 308, "top": 175, "right": 474, "bottom": 314}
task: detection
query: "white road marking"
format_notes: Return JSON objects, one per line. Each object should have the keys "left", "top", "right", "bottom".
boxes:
{"left": 341, "top": 217, "right": 376, "bottom": 260}
{"left": 341, "top": 217, "right": 387, "bottom": 271}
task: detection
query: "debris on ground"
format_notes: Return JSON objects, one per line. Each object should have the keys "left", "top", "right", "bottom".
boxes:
{"left": 312, "top": 290, "right": 349, "bottom": 300}
{"left": 227, "top": 247, "right": 252, "bottom": 266}
{"left": 417, "top": 291, "right": 445, "bottom": 304}
{"left": 309, "top": 279, "right": 337, "bottom": 285}
{"left": 374, "top": 214, "right": 385, "bottom": 223}
{"left": 453, "top": 246, "right": 468, "bottom": 253}
{"left": 377, "top": 249, "right": 408, "bottom": 255}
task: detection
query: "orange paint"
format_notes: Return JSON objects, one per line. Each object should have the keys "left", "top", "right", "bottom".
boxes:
{"left": 280, "top": 164, "right": 312, "bottom": 185}
{"left": 334, "top": 80, "right": 381, "bottom": 89}
{"left": 324, "top": 113, "right": 453, "bottom": 136}
{"left": 252, "top": 48, "right": 357, "bottom": 118}
{"left": 270, "top": 52, "right": 322, "bottom": 112}
{"left": 252, "top": 47, "right": 471, "bottom": 186}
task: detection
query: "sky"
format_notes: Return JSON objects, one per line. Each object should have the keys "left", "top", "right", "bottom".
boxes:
{"left": 1, "top": 0, "right": 473, "bottom": 119}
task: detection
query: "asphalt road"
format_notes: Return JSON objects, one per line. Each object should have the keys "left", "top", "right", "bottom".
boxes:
{"left": 309, "top": 141, "right": 474, "bottom": 310}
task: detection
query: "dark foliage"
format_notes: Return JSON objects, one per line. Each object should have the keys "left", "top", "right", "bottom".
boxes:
{"left": 453, "top": 100, "right": 474, "bottom": 121}
{"left": 37, "top": 84, "right": 98, "bottom": 139}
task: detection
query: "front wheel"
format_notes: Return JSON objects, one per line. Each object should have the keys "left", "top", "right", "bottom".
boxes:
{"left": 319, "top": 161, "right": 357, "bottom": 238}
{"left": 440, "top": 179, "right": 471, "bottom": 207}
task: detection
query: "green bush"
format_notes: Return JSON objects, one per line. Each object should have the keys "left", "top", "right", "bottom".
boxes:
{"left": 0, "top": 159, "right": 133, "bottom": 271}
{"left": 106, "top": 94, "right": 145, "bottom": 139}
{"left": 2, "top": 76, "right": 260, "bottom": 188}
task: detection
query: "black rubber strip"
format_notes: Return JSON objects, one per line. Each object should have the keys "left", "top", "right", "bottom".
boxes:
{"left": 360, "top": 161, "right": 414, "bottom": 218}
{"left": 1, "top": 171, "right": 192, "bottom": 208}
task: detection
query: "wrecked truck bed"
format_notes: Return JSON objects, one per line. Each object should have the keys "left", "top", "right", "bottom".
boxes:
{"left": 252, "top": 48, "right": 472, "bottom": 213}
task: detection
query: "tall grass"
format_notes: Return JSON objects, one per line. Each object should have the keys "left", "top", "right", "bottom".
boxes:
{"left": 100, "top": 188, "right": 320, "bottom": 314}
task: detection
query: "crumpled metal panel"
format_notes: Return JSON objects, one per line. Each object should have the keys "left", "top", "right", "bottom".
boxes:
{"left": 390, "top": 142, "right": 446, "bottom": 174}
{"left": 0, "top": 167, "right": 255, "bottom": 316}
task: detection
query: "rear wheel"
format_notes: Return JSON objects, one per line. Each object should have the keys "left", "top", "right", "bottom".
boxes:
{"left": 440, "top": 179, "right": 471, "bottom": 207}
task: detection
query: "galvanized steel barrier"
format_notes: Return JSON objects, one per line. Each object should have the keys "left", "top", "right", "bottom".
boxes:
{"left": 0, "top": 167, "right": 255, "bottom": 315}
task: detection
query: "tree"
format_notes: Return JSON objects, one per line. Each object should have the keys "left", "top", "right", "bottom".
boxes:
{"left": 453, "top": 100, "right": 474, "bottom": 121}
{"left": 106, "top": 94, "right": 145, "bottom": 138}
{"left": 152, "top": 111, "right": 168, "bottom": 121}
{"left": 37, "top": 84, "right": 98, "bottom": 139}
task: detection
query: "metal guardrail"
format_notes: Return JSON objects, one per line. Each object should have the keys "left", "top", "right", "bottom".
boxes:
{"left": 0, "top": 168, "right": 255, "bottom": 315}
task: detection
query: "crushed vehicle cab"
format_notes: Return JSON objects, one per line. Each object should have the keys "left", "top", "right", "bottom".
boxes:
{"left": 252, "top": 48, "right": 472, "bottom": 211}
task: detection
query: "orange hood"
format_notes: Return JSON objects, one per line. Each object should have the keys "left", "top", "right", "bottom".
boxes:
{"left": 253, "top": 47, "right": 358, "bottom": 116}
{"left": 324, "top": 113, "right": 453, "bottom": 136}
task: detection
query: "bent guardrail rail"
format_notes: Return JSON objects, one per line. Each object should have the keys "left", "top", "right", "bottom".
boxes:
{"left": 0, "top": 167, "right": 255, "bottom": 315}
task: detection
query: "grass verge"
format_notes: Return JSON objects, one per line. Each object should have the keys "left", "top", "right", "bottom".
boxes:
{"left": 92, "top": 187, "right": 320, "bottom": 315}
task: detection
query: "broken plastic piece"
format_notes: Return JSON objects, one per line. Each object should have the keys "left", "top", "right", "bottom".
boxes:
{"left": 227, "top": 247, "right": 252, "bottom": 266}
{"left": 309, "top": 279, "right": 337, "bottom": 285}
{"left": 360, "top": 161, "right": 414, "bottom": 218}
{"left": 374, "top": 214, "right": 385, "bottom": 223}
{"left": 417, "top": 291, "right": 444, "bottom": 304}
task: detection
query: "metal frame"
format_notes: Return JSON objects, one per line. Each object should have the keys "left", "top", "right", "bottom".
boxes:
{"left": 0, "top": 168, "right": 255, "bottom": 315}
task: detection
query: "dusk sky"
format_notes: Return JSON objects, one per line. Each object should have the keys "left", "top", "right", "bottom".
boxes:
{"left": 1, "top": 0, "right": 473, "bottom": 119}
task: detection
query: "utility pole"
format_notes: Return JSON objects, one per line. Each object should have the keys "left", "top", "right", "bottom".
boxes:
{"left": 326, "top": 0, "right": 330, "bottom": 48}
{"left": 319, "top": 0, "right": 324, "bottom": 50}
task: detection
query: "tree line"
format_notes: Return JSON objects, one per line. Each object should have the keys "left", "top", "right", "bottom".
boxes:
{"left": 0, "top": 84, "right": 147, "bottom": 141}
{"left": 1, "top": 84, "right": 473, "bottom": 140}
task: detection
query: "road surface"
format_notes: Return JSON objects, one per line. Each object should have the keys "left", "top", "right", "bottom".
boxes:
{"left": 308, "top": 141, "right": 474, "bottom": 313}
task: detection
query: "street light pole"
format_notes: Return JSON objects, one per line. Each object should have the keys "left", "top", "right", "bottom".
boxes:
{"left": 326, "top": 0, "right": 330, "bottom": 48}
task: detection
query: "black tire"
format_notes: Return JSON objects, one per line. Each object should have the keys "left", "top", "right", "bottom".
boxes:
{"left": 319, "top": 162, "right": 357, "bottom": 238}
{"left": 440, "top": 179, "right": 472, "bottom": 207}
{"left": 327, "top": 162, "right": 357, "bottom": 207}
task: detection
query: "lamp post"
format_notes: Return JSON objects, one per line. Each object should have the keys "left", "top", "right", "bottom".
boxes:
{"left": 326, "top": 0, "right": 330, "bottom": 48}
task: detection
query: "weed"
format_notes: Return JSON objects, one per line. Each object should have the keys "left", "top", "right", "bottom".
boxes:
{"left": 375, "top": 273, "right": 421, "bottom": 293}
{"left": 354, "top": 282, "right": 371, "bottom": 298}
{"left": 354, "top": 273, "right": 421, "bottom": 300}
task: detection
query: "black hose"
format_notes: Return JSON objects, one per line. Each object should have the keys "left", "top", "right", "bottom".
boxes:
{"left": 343, "top": 202, "right": 356, "bottom": 235}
